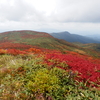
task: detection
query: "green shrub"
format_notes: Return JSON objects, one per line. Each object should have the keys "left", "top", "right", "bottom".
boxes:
{"left": 0, "top": 54, "right": 100, "bottom": 100}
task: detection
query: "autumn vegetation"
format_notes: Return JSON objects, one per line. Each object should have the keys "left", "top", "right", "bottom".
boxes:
{"left": 0, "top": 31, "right": 100, "bottom": 100}
{"left": 0, "top": 47, "right": 100, "bottom": 100}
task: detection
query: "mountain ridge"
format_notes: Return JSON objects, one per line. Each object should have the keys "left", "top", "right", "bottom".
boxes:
{"left": 0, "top": 30, "right": 80, "bottom": 50}
{"left": 50, "top": 31, "right": 100, "bottom": 43}
{"left": 0, "top": 30, "right": 100, "bottom": 57}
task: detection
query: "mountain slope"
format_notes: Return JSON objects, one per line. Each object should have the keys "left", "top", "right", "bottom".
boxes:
{"left": 50, "top": 31, "right": 100, "bottom": 43}
{"left": 0, "top": 30, "right": 100, "bottom": 57}
{"left": 73, "top": 42, "right": 100, "bottom": 52}
{"left": 86, "top": 34, "right": 100, "bottom": 42}
{"left": 0, "top": 30, "right": 81, "bottom": 51}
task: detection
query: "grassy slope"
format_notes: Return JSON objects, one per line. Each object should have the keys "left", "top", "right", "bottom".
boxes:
{"left": 0, "top": 30, "right": 100, "bottom": 57}
{"left": 73, "top": 42, "right": 100, "bottom": 53}
{"left": 0, "top": 30, "right": 83, "bottom": 51}
{"left": 0, "top": 31, "right": 100, "bottom": 99}
{"left": 0, "top": 31, "right": 79, "bottom": 48}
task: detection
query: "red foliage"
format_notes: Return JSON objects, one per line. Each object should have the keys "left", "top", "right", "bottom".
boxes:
{"left": 25, "top": 48, "right": 42, "bottom": 54}
{"left": 7, "top": 49, "right": 27, "bottom": 55}
{"left": 0, "top": 49, "right": 7, "bottom": 55}
{"left": 44, "top": 52, "right": 100, "bottom": 85}
{"left": 0, "top": 47, "right": 100, "bottom": 86}
{"left": 0, "top": 42, "right": 33, "bottom": 49}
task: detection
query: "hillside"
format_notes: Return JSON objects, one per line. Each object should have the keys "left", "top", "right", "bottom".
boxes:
{"left": 74, "top": 42, "right": 100, "bottom": 52}
{"left": 50, "top": 31, "right": 100, "bottom": 43}
{"left": 0, "top": 49, "right": 100, "bottom": 100}
{"left": 86, "top": 34, "right": 100, "bottom": 42}
{"left": 0, "top": 30, "right": 100, "bottom": 99}
{"left": 0, "top": 30, "right": 85, "bottom": 51}
{"left": 0, "top": 30, "right": 100, "bottom": 58}
{"left": 0, "top": 30, "right": 78, "bottom": 50}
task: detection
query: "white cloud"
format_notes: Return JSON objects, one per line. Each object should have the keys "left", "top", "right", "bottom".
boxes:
{"left": 0, "top": 0, "right": 100, "bottom": 35}
{"left": 48, "top": 0, "right": 100, "bottom": 22}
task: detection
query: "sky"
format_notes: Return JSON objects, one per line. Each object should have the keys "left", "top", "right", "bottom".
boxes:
{"left": 0, "top": 0, "right": 100, "bottom": 35}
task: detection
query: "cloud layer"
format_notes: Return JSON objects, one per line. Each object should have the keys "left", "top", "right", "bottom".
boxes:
{"left": 0, "top": 0, "right": 100, "bottom": 35}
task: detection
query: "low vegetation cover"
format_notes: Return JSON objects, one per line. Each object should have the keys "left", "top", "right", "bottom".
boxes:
{"left": 1, "top": 30, "right": 100, "bottom": 58}
{"left": 0, "top": 48, "right": 100, "bottom": 100}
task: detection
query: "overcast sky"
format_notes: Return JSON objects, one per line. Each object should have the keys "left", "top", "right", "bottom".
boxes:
{"left": 0, "top": 0, "right": 100, "bottom": 35}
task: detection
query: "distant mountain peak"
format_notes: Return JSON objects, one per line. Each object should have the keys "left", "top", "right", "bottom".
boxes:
{"left": 50, "top": 31, "right": 100, "bottom": 43}
{"left": 59, "top": 31, "right": 71, "bottom": 34}
{"left": 52, "top": 31, "right": 70, "bottom": 34}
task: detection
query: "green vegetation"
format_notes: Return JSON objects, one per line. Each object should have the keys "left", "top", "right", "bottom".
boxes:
{"left": 0, "top": 54, "right": 100, "bottom": 100}
{"left": 73, "top": 42, "right": 100, "bottom": 51}
{"left": 0, "top": 30, "right": 100, "bottom": 58}
{"left": 0, "top": 30, "right": 100, "bottom": 99}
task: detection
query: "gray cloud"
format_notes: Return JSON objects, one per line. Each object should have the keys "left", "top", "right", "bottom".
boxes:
{"left": 0, "top": 0, "right": 100, "bottom": 35}
{"left": 1, "top": 0, "right": 100, "bottom": 23}
{"left": 0, "top": 0, "right": 26, "bottom": 21}
{"left": 0, "top": 0, "right": 45, "bottom": 22}
{"left": 48, "top": 0, "right": 100, "bottom": 23}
